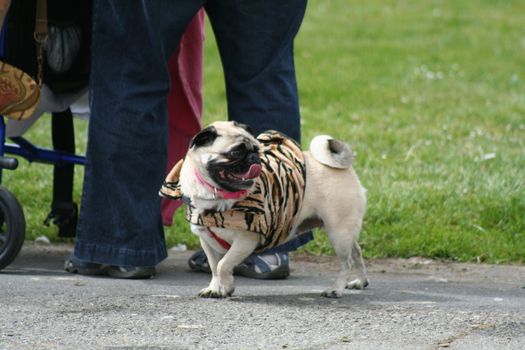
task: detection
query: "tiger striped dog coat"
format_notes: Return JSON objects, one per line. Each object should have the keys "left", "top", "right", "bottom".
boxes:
{"left": 160, "top": 131, "right": 306, "bottom": 252}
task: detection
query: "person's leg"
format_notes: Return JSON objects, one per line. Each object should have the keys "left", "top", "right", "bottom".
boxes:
{"left": 206, "top": 0, "right": 306, "bottom": 141}
{"left": 161, "top": 10, "right": 205, "bottom": 225}
{"left": 44, "top": 108, "right": 77, "bottom": 238}
{"left": 70, "top": 0, "right": 202, "bottom": 275}
{"left": 204, "top": 0, "right": 313, "bottom": 276}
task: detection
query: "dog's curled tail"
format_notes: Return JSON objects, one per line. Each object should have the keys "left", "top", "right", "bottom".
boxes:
{"left": 309, "top": 135, "right": 354, "bottom": 169}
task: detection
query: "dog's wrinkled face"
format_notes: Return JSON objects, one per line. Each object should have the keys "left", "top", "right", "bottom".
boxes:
{"left": 188, "top": 121, "right": 262, "bottom": 192}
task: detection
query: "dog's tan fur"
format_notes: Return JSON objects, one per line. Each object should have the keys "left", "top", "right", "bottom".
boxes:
{"left": 167, "top": 121, "right": 368, "bottom": 298}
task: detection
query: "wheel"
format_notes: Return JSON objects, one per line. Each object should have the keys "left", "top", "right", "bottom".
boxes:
{"left": 0, "top": 186, "right": 26, "bottom": 270}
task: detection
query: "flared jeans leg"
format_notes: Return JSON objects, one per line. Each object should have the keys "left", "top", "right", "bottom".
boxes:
{"left": 74, "top": 0, "right": 202, "bottom": 267}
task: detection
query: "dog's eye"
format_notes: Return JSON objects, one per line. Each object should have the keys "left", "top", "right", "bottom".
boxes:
{"left": 227, "top": 144, "right": 249, "bottom": 159}
{"left": 228, "top": 149, "right": 245, "bottom": 158}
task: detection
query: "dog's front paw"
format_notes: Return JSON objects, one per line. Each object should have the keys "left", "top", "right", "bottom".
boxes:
{"left": 198, "top": 285, "right": 234, "bottom": 298}
{"left": 346, "top": 278, "right": 369, "bottom": 290}
{"left": 321, "top": 289, "right": 343, "bottom": 298}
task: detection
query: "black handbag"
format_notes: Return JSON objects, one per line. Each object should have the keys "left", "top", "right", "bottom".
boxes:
{"left": 4, "top": 0, "right": 91, "bottom": 94}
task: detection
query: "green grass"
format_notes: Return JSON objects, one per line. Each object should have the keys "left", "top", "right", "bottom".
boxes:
{"left": 5, "top": 0, "right": 524, "bottom": 263}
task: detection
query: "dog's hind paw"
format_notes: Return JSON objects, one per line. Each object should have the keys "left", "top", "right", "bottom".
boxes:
{"left": 321, "top": 289, "right": 343, "bottom": 298}
{"left": 198, "top": 286, "right": 234, "bottom": 298}
{"left": 346, "top": 278, "right": 369, "bottom": 290}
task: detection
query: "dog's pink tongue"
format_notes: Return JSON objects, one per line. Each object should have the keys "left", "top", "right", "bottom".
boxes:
{"left": 241, "top": 163, "right": 262, "bottom": 179}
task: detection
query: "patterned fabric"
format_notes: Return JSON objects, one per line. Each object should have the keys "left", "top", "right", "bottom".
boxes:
{"left": 160, "top": 130, "right": 307, "bottom": 252}
{"left": 0, "top": 61, "right": 40, "bottom": 120}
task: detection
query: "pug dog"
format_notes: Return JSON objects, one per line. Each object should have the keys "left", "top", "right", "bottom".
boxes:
{"left": 160, "top": 121, "right": 368, "bottom": 298}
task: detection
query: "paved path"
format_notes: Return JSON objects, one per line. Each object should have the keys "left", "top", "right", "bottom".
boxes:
{"left": 1, "top": 243, "right": 524, "bottom": 349}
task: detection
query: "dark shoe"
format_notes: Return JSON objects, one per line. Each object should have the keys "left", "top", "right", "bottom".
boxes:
{"left": 64, "top": 255, "right": 155, "bottom": 279}
{"left": 234, "top": 253, "right": 290, "bottom": 280}
{"left": 64, "top": 255, "right": 109, "bottom": 275}
{"left": 44, "top": 202, "right": 78, "bottom": 238}
{"left": 107, "top": 265, "right": 156, "bottom": 279}
{"left": 188, "top": 250, "right": 211, "bottom": 273}
{"left": 188, "top": 250, "right": 290, "bottom": 280}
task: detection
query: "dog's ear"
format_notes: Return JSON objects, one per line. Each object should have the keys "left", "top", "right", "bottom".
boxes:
{"left": 190, "top": 126, "right": 218, "bottom": 148}
{"left": 232, "top": 121, "right": 255, "bottom": 137}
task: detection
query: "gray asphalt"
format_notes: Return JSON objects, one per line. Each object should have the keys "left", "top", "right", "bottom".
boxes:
{"left": 1, "top": 242, "right": 524, "bottom": 350}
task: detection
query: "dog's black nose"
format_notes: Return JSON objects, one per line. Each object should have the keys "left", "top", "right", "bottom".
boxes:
{"left": 247, "top": 152, "right": 260, "bottom": 164}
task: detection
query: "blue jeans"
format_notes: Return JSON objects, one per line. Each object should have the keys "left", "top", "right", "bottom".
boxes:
{"left": 74, "top": 0, "right": 311, "bottom": 267}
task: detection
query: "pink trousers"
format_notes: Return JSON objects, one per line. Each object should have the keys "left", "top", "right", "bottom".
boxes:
{"left": 161, "top": 11, "right": 204, "bottom": 225}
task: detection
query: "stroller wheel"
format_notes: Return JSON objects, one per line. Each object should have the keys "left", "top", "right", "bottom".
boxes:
{"left": 0, "top": 186, "right": 26, "bottom": 270}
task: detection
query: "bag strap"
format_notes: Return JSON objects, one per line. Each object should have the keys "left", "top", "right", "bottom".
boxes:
{"left": 0, "top": 0, "right": 11, "bottom": 29}
{"left": 34, "top": 0, "right": 48, "bottom": 87}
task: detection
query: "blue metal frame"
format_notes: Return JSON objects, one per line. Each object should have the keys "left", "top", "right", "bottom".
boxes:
{"left": 0, "top": 118, "right": 86, "bottom": 183}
